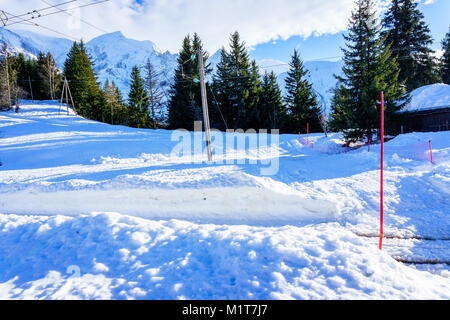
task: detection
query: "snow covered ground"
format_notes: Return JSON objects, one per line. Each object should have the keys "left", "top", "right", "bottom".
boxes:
{"left": 0, "top": 101, "right": 449, "bottom": 299}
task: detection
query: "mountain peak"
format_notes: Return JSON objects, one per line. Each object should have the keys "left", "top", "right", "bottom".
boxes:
{"left": 106, "top": 31, "right": 125, "bottom": 38}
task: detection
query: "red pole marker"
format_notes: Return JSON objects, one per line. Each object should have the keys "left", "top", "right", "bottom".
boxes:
{"left": 380, "top": 91, "right": 384, "bottom": 250}
{"left": 368, "top": 139, "right": 371, "bottom": 152}
{"left": 429, "top": 140, "right": 433, "bottom": 164}
{"left": 307, "top": 123, "right": 309, "bottom": 145}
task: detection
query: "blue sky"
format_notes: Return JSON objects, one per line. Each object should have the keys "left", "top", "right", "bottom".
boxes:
{"left": 251, "top": 0, "right": 449, "bottom": 62}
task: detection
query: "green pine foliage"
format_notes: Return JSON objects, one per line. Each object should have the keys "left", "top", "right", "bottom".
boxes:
{"left": 244, "top": 60, "right": 263, "bottom": 129}
{"left": 284, "top": 49, "right": 321, "bottom": 134}
{"left": 63, "top": 41, "right": 105, "bottom": 120}
{"left": 36, "top": 52, "right": 61, "bottom": 100}
{"left": 128, "top": 65, "right": 151, "bottom": 128}
{"left": 441, "top": 28, "right": 450, "bottom": 85}
{"left": 104, "top": 80, "right": 128, "bottom": 125}
{"left": 167, "top": 34, "right": 209, "bottom": 131}
{"left": 331, "top": 0, "right": 406, "bottom": 142}
{"left": 213, "top": 32, "right": 253, "bottom": 130}
{"left": 382, "top": 0, "right": 441, "bottom": 91}
{"left": 259, "top": 71, "right": 286, "bottom": 130}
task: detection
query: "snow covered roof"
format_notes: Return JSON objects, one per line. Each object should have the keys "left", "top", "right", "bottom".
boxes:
{"left": 402, "top": 83, "right": 450, "bottom": 113}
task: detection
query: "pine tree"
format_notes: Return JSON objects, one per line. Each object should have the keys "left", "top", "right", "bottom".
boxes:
{"left": 382, "top": 0, "right": 440, "bottom": 91}
{"left": 329, "top": 84, "right": 350, "bottom": 134}
{"left": 38, "top": 52, "right": 60, "bottom": 100}
{"left": 0, "top": 42, "right": 12, "bottom": 110}
{"left": 104, "top": 80, "right": 127, "bottom": 125}
{"left": 333, "top": 0, "right": 405, "bottom": 142}
{"left": 8, "top": 61, "right": 27, "bottom": 111}
{"left": 284, "top": 49, "right": 321, "bottom": 134}
{"left": 168, "top": 36, "right": 195, "bottom": 130}
{"left": 144, "top": 58, "right": 164, "bottom": 129}
{"left": 36, "top": 52, "right": 61, "bottom": 100}
{"left": 259, "top": 71, "right": 285, "bottom": 130}
{"left": 167, "top": 34, "right": 209, "bottom": 130}
{"left": 13, "top": 53, "right": 38, "bottom": 100}
{"left": 128, "top": 65, "right": 150, "bottom": 128}
{"left": 244, "top": 60, "right": 263, "bottom": 129}
{"left": 441, "top": 28, "right": 450, "bottom": 85}
{"left": 213, "top": 31, "right": 253, "bottom": 130}
{"left": 63, "top": 41, "right": 104, "bottom": 120}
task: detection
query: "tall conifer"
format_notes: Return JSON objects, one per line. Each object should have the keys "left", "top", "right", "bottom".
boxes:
{"left": 63, "top": 41, "right": 104, "bottom": 120}
{"left": 332, "top": 0, "right": 405, "bottom": 142}
{"left": 128, "top": 65, "right": 150, "bottom": 128}
{"left": 382, "top": 0, "right": 440, "bottom": 91}
{"left": 441, "top": 28, "right": 450, "bottom": 85}
{"left": 260, "top": 71, "right": 285, "bottom": 130}
{"left": 284, "top": 49, "right": 321, "bottom": 133}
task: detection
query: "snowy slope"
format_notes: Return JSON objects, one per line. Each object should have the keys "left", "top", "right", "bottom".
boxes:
{"left": 0, "top": 101, "right": 449, "bottom": 299}
{"left": 403, "top": 83, "right": 450, "bottom": 112}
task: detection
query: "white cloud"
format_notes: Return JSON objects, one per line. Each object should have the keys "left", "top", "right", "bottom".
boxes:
{"left": 3, "top": 0, "right": 358, "bottom": 53}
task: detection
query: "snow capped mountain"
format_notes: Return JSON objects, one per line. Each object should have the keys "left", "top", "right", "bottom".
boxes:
{"left": 1, "top": 28, "right": 341, "bottom": 111}
{"left": 0, "top": 29, "right": 178, "bottom": 97}
{"left": 257, "top": 59, "right": 291, "bottom": 75}
{"left": 0, "top": 28, "right": 72, "bottom": 65}
{"left": 86, "top": 31, "right": 178, "bottom": 96}
{"left": 276, "top": 60, "right": 343, "bottom": 114}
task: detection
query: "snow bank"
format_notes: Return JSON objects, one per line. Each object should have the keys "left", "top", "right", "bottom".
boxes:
{"left": 0, "top": 212, "right": 448, "bottom": 300}
{"left": 1, "top": 102, "right": 449, "bottom": 299}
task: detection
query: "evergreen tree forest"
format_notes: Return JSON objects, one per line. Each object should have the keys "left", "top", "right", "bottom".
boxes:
{"left": 169, "top": 31, "right": 316, "bottom": 133}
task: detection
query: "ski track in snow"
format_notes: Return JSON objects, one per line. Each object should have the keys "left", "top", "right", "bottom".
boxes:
{"left": 0, "top": 101, "right": 449, "bottom": 299}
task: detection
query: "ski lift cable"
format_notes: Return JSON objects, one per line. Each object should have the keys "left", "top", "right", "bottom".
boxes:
{"left": 208, "top": 86, "right": 228, "bottom": 130}
{"left": 10, "top": 0, "right": 78, "bottom": 19}
{"left": 39, "top": 0, "right": 110, "bottom": 34}
{"left": 0, "top": 12, "right": 80, "bottom": 41}
{"left": 3, "top": 1, "right": 110, "bottom": 27}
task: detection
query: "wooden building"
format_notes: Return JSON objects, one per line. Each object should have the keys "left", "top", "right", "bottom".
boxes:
{"left": 389, "top": 106, "right": 450, "bottom": 135}
{"left": 387, "top": 84, "right": 450, "bottom": 135}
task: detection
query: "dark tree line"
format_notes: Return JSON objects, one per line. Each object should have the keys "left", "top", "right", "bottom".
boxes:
{"left": 167, "top": 32, "right": 321, "bottom": 134}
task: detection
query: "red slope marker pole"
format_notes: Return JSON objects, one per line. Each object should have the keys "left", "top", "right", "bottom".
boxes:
{"left": 307, "top": 123, "right": 309, "bottom": 145}
{"left": 380, "top": 91, "right": 384, "bottom": 251}
{"left": 429, "top": 140, "right": 433, "bottom": 164}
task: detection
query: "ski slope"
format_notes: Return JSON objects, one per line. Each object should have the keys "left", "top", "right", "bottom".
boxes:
{"left": 0, "top": 101, "right": 449, "bottom": 299}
